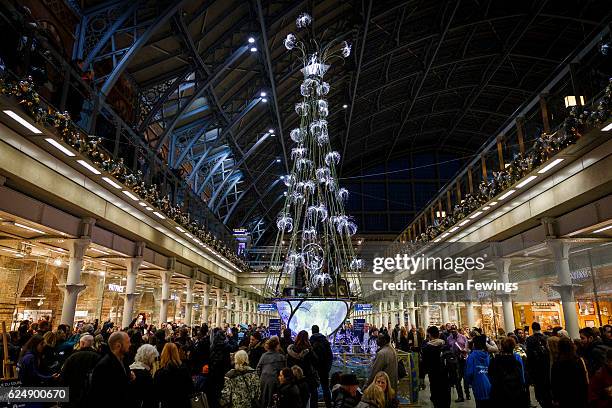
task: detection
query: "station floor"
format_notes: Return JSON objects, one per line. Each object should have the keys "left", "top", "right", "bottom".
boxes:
{"left": 415, "top": 380, "right": 539, "bottom": 407}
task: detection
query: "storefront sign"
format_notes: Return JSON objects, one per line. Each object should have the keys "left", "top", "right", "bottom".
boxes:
{"left": 258, "top": 303, "right": 277, "bottom": 312}
{"left": 531, "top": 302, "right": 558, "bottom": 312}
{"left": 75, "top": 310, "right": 88, "bottom": 318}
{"left": 354, "top": 304, "right": 372, "bottom": 312}
{"left": 108, "top": 283, "right": 125, "bottom": 293}
{"left": 268, "top": 318, "right": 281, "bottom": 336}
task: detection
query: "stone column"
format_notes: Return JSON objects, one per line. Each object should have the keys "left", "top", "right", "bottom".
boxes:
{"left": 379, "top": 301, "right": 386, "bottom": 328}
{"left": 159, "top": 270, "right": 172, "bottom": 325}
{"left": 121, "top": 248, "right": 143, "bottom": 329}
{"left": 185, "top": 277, "right": 196, "bottom": 326}
{"left": 225, "top": 292, "right": 233, "bottom": 325}
{"left": 421, "top": 291, "right": 430, "bottom": 329}
{"left": 398, "top": 293, "right": 405, "bottom": 327}
{"left": 493, "top": 257, "right": 515, "bottom": 334}
{"left": 215, "top": 289, "right": 223, "bottom": 327}
{"left": 59, "top": 238, "right": 90, "bottom": 327}
{"left": 440, "top": 291, "right": 450, "bottom": 325}
{"left": 406, "top": 291, "right": 416, "bottom": 328}
{"left": 465, "top": 271, "right": 476, "bottom": 329}
{"left": 548, "top": 240, "right": 580, "bottom": 338}
{"left": 201, "top": 283, "right": 210, "bottom": 325}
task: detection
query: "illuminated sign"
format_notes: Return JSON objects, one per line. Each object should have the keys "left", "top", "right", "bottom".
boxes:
{"left": 258, "top": 303, "right": 276, "bottom": 312}
{"left": 108, "top": 284, "right": 125, "bottom": 293}
{"left": 354, "top": 304, "right": 372, "bottom": 312}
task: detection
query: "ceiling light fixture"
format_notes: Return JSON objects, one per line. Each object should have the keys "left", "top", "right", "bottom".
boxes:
{"left": 90, "top": 247, "right": 109, "bottom": 255}
{"left": 250, "top": 47, "right": 257, "bottom": 52}
{"left": 498, "top": 189, "right": 516, "bottom": 200}
{"left": 489, "top": 201, "right": 498, "bottom": 206}
{"left": 601, "top": 122, "right": 612, "bottom": 131}
{"left": 268, "top": 128, "right": 274, "bottom": 133}
{"left": 176, "top": 227, "right": 185, "bottom": 232}
{"left": 14, "top": 222, "right": 46, "bottom": 234}
{"left": 449, "top": 227, "right": 459, "bottom": 232}
{"left": 459, "top": 219, "right": 470, "bottom": 226}
{"left": 469, "top": 211, "right": 482, "bottom": 219}
{"left": 45, "top": 138, "right": 75, "bottom": 156}
{"left": 145, "top": 206, "right": 153, "bottom": 211}
{"left": 248, "top": 37, "right": 255, "bottom": 43}
{"left": 593, "top": 225, "right": 612, "bottom": 233}
{"left": 138, "top": 202, "right": 147, "bottom": 207}
{"left": 153, "top": 211, "right": 165, "bottom": 219}
{"left": 3, "top": 110, "right": 42, "bottom": 133}
{"left": 537, "top": 158, "right": 564, "bottom": 174}
{"left": 516, "top": 175, "right": 537, "bottom": 188}
{"left": 77, "top": 160, "right": 101, "bottom": 175}
{"left": 102, "top": 177, "right": 121, "bottom": 189}
{"left": 122, "top": 191, "right": 139, "bottom": 201}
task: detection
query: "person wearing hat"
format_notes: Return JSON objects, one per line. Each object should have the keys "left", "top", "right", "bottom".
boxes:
{"left": 332, "top": 373, "right": 362, "bottom": 408}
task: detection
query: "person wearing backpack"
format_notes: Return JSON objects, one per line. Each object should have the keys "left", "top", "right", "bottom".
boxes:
{"left": 420, "top": 326, "right": 451, "bottom": 408}
{"left": 464, "top": 335, "right": 491, "bottom": 408}
{"left": 525, "top": 322, "right": 552, "bottom": 408}
{"left": 221, "top": 350, "right": 261, "bottom": 408}
{"left": 488, "top": 337, "right": 526, "bottom": 408}
{"left": 446, "top": 325, "right": 469, "bottom": 402}
{"left": 310, "top": 325, "right": 334, "bottom": 408}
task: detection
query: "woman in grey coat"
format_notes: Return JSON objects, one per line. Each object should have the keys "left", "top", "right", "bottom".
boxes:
{"left": 256, "top": 336, "right": 287, "bottom": 408}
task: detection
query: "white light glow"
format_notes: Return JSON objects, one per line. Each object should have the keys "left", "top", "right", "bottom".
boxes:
{"left": 489, "top": 201, "right": 498, "bottom": 206}
{"left": 176, "top": 227, "right": 185, "bottom": 232}
{"left": 102, "top": 177, "right": 121, "bottom": 189}
{"left": 601, "top": 122, "right": 612, "bottom": 131}
{"left": 537, "top": 158, "right": 564, "bottom": 174}
{"left": 516, "top": 175, "right": 537, "bottom": 188}
{"left": 593, "top": 225, "right": 612, "bottom": 233}
{"left": 89, "top": 247, "right": 109, "bottom": 255}
{"left": 482, "top": 206, "right": 490, "bottom": 210}
{"left": 433, "top": 238, "right": 441, "bottom": 242}
{"left": 3, "top": 110, "right": 42, "bottom": 133}
{"left": 138, "top": 202, "right": 147, "bottom": 206}
{"left": 441, "top": 233, "right": 449, "bottom": 238}
{"left": 342, "top": 104, "right": 348, "bottom": 109}
{"left": 122, "top": 190, "right": 139, "bottom": 201}
{"left": 45, "top": 138, "right": 75, "bottom": 156}
{"left": 77, "top": 160, "right": 101, "bottom": 175}
{"left": 498, "top": 189, "right": 516, "bottom": 200}
{"left": 459, "top": 219, "right": 470, "bottom": 226}
{"left": 449, "top": 227, "right": 459, "bottom": 232}
{"left": 469, "top": 211, "right": 483, "bottom": 219}
{"left": 268, "top": 128, "right": 274, "bottom": 133}
{"left": 250, "top": 47, "right": 257, "bottom": 52}
{"left": 248, "top": 37, "right": 255, "bottom": 43}
{"left": 145, "top": 206, "right": 153, "bottom": 211}
{"left": 262, "top": 98, "right": 268, "bottom": 103}
{"left": 153, "top": 211, "right": 165, "bottom": 219}
{"left": 14, "top": 222, "right": 45, "bottom": 234}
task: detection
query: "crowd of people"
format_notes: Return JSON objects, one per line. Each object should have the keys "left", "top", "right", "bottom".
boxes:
{"left": 2, "top": 317, "right": 611, "bottom": 408}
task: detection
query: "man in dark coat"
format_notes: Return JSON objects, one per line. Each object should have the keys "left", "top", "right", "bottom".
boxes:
{"left": 420, "top": 326, "right": 451, "bottom": 408}
{"left": 332, "top": 373, "right": 361, "bottom": 408}
{"left": 248, "top": 331, "right": 266, "bottom": 369}
{"left": 311, "top": 325, "right": 334, "bottom": 408}
{"left": 61, "top": 334, "right": 100, "bottom": 408}
{"left": 90, "top": 331, "right": 132, "bottom": 407}
{"left": 526, "top": 322, "right": 552, "bottom": 408}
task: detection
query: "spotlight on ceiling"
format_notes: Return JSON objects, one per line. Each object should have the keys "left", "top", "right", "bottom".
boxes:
{"left": 260, "top": 91, "right": 267, "bottom": 97}
{"left": 342, "top": 104, "right": 348, "bottom": 109}
{"left": 248, "top": 37, "right": 255, "bottom": 44}
{"left": 250, "top": 47, "right": 257, "bottom": 52}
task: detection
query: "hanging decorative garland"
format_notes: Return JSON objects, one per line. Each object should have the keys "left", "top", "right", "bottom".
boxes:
{"left": 0, "top": 77, "right": 250, "bottom": 272}
{"left": 414, "top": 78, "right": 612, "bottom": 244}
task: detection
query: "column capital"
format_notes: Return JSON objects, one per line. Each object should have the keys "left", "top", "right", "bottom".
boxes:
{"left": 57, "top": 283, "right": 87, "bottom": 296}
{"left": 79, "top": 217, "right": 96, "bottom": 238}
{"left": 492, "top": 257, "right": 511, "bottom": 280}
{"left": 546, "top": 239, "right": 571, "bottom": 260}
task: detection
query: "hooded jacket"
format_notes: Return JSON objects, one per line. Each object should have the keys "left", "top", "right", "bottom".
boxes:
{"left": 287, "top": 344, "right": 319, "bottom": 385}
{"left": 464, "top": 350, "right": 491, "bottom": 401}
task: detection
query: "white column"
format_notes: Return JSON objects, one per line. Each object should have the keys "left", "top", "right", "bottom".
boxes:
{"left": 548, "top": 240, "right": 580, "bottom": 338}
{"left": 398, "top": 294, "right": 405, "bottom": 327}
{"left": 59, "top": 238, "right": 90, "bottom": 327}
{"left": 225, "top": 292, "right": 233, "bottom": 325}
{"left": 493, "top": 257, "right": 515, "bottom": 334}
{"left": 388, "top": 299, "right": 396, "bottom": 327}
{"left": 201, "top": 283, "right": 210, "bottom": 325}
{"left": 440, "top": 291, "right": 450, "bottom": 324}
{"left": 465, "top": 271, "right": 476, "bottom": 329}
{"left": 159, "top": 270, "right": 172, "bottom": 325}
{"left": 406, "top": 291, "right": 416, "bottom": 328}
{"left": 421, "top": 291, "right": 430, "bottom": 328}
{"left": 121, "top": 251, "right": 143, "bottom": 329}
{"left": 379, "top": 301, "right": 386, "bottom": 327}
{"left": 215, "top": 289, "right": 223, "bottom": 327}
{"left": 185, "top": 277, "right": 196, "bottom": 326}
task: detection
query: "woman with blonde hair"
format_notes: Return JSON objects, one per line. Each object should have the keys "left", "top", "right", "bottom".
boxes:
{"left": 154, "top": 342, "right": 194, "bottom": 408}
{"left": 356, "top": 383, "right": 385, "bottom": 408}
{"left": 129, "top": 344, "right": 159, "bottom": 408}
{"left": 373, "top": 371, "right": 398, "bottom": 408}
{"left": 221, "top": 349, "right": 261, "bottom": 408}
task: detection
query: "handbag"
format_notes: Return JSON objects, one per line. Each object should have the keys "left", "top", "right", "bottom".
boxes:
{"left": 190, "top": 392, "right": 209, "bottom": 408}
{"left": 397, "top": 360, "right": 407, "bottom": 379}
